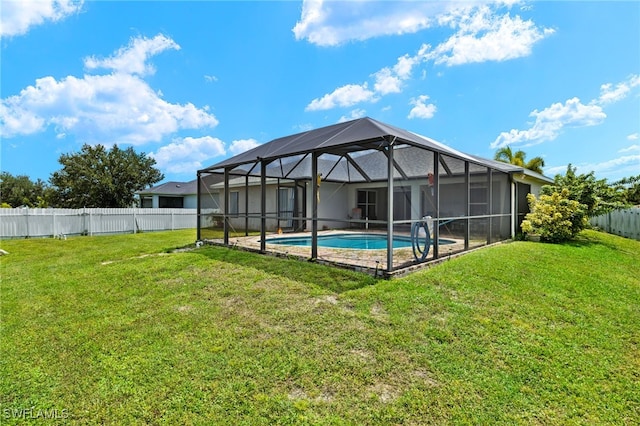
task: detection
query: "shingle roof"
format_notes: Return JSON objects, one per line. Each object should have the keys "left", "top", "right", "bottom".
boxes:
{"left": 136, "top": 179, "right": 198, "bottom": 196}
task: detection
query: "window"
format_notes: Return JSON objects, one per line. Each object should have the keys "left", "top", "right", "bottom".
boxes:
{"left": 229, "top": 191, "right": 239, "bottom": 216}
{"left": 357, "top": 190, "right": 377, "bottom": 220}
{"left": 159, "top": 196, "right": 184, "bottom": 208}
{"left": 278, "top": 187, "right": 295, "bottom": 228}
{"left": 141, "top": 197, "right": 153, "bottom": 208}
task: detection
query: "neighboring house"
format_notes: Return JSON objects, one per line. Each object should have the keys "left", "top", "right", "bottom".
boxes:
{"left": 136, "top": 180, "right": 198, "bottom": 208}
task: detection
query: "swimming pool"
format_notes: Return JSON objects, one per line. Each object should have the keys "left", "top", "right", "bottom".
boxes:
{"left": 266, "top": 233, "right": 455, "bottom": 250}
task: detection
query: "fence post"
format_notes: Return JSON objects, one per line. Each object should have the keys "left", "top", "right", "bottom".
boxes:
{"left": 52, "top": 210, "right": 56, "bottom": 237}
{"left": 133, "top": 209, "right": 137, "bottom": 234}
{"left": 171, "top": 211, "right": 175, "bottom": 231}
{"left": 26, "top": 208, "right": 30, "bottom": 238}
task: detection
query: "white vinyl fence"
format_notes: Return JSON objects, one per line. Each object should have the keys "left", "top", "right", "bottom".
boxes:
{"left": 590, "top": 207, "right": 640, "bottom": 241}
{"left": 0, "top": 208, "right": 196, "bottom": 239}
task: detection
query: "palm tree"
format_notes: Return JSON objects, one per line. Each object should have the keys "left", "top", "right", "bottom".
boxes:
{"left": 494, "top": 147, "right": 545, "bottom": 174}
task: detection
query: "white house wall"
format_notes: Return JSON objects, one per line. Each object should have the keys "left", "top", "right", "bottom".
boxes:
{"left": 212, "top": 171, "right": 546, "bottom": 234}
{"left": 223, "top": 185, "right": 278, "bottom": 231}
{"left": 513, "top": 175, "right": 546, "bottom": 196}
{"left": 311, "top": 182, "right": 349, "bottom": 230}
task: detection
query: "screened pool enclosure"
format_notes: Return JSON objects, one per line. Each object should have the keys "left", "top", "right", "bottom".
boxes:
{"left": 197, "top": 118, "right": 550, "bottom": 276}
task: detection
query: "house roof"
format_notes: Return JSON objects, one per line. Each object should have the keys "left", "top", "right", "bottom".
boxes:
{"left": 199, "top": 117, "right": 553, "bottom": 184}
{"left": 136, "top": 179, "right": 198, "bottom": 196}
{"left": 467, "top": 154, "right": 554, "bottom": 183}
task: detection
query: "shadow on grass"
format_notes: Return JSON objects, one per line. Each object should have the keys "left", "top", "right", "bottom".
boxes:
{"left": 536, "top": 230, "right": 622, "bottom": 252}
{"left": 558, "top": 237, "right": 599, "bottom": 248}
{"left": 193, "top": 244, "right": 377, "bottom": 294}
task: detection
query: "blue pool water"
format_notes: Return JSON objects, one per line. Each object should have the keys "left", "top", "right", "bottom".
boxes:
{"left": 266, "top": 233, "right": 455, "bottom": 250}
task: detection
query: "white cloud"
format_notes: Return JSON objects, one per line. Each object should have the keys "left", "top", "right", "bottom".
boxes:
{"left": 492, "top": 75, "right": 640, "bottom": 149}
{"left": 627, "top": 133, "right": 639, "bottom": 141}
{"left": 338, "top": 109, "right": 366, "bottom": 123}
{"left": 204, "top": 75, "right": 218, "bottom": 82}
{"left": 0, "top": 101, "right": 44, "bottom": 135}
{"left": 373, "top": 68, "right": 403, "bottom": 95}
{"left": 619, "top": 144, "right": 640, "bottom": 153}
{"left": 293, "top": 0, "right": 444, "bottom": 46}
{"left": 305, "top": 83, "right": 377, "bottom": 111}
{"left": 543, "top": 164, "right": 569, "bottom": 177}
{"left": 150, "top": 136, "right": 226, "bottom": 174}
{"left": 373, "top": 45, "right": 430, "bottom": 95}
{"left": 429, "top": 6, "right": 554, "bottom": 66}
{"left": 491, "top": 97, "right": 605, "bottom": 148}
{"left": 0, "top": 0, "right": 83, "bottom": 38}
{"left": 84, "top": 34, "right": 180, "bottom": 76}
{"left": 0, "top": 34, "right": 218, "bottom": 145}
{"left": 408, "top": 95, "right": 437, "bottom": 119}
{"left": 595, "top": 74, "right": 640, "bottom": 105}
{"left": 229, "top": 138, "right": 260, "bottom": 155}
{"left": 394, "top": 51, "right": 425, "bottom": 79}
{"left": 590, "top": 155, "right": 640, "bottom": 176}
{"left": 302, "top": 2, "right": 552, "bottom": 112}
{"left": 292, "top": 0, "right": 553, "bottom": 65}
{"left": 306, "top": 44, "right": 429, "bottom": 111}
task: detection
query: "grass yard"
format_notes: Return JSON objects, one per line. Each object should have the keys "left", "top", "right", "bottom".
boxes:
{"left": 1, "top": 229, "right": 638, "bottom": 424}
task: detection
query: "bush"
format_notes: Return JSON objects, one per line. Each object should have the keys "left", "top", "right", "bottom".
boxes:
{"left": 521, "top": 189, "right": 587, "bottom": 243}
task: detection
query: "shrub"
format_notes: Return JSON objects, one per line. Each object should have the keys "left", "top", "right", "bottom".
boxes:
{"left": 521, "top": 189, "right": 587, "bottom": 243}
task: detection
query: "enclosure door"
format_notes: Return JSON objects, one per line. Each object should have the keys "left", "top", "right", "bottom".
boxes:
{"left": 516, "top": 182, "right": 531, "bottom": 232}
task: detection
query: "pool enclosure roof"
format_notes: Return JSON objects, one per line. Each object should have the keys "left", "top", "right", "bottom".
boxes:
{"left": 199, "top": 117, "right": 548, "bottom": 183}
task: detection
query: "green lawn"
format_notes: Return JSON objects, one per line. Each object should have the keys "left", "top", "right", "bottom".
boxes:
{"left": 1, "top": 229, "right": 638, "bottom": 424}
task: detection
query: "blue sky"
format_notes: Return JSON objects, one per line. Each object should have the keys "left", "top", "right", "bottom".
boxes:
{"left": 1, "top": 0, "right": 639, "bottom": 186}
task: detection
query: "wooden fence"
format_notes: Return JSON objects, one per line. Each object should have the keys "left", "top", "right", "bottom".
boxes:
{"left": 590, "top": 207, "right": 640, "bottom": 241}
{"left": 0, "top": 208, "right": 196, "bottom": 239}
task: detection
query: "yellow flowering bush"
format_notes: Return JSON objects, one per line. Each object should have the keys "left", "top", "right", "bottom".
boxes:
{"left": 521, "top": 189, "right": 588, "bottom": 243}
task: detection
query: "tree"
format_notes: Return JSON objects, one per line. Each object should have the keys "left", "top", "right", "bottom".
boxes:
{"left": 542, "top": 164, "right": 625, "bottom": 217}
{"left": 0, "top": 172, "right": 51, "bottom": 207}
{"left": 494, "top": 146, "right": 545, "bottom": 174}
{"left": 612, "top": 174, "right": 640, "bottom": 206}
{"left": 49, "top": 144, "right": 164, "bottom": 208}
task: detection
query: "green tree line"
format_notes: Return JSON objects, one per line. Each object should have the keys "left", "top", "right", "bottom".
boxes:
{"left": 1, "top": 144, "right": 163, "bottom": 208}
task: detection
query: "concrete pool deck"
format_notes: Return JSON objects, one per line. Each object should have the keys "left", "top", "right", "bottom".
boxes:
{"left": 205, "top": 229, "right": 484, "bottom": 276}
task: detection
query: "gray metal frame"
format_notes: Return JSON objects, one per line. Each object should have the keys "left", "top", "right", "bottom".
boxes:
{"left": 196, "top": 117, "right": 548, "bottom": 274}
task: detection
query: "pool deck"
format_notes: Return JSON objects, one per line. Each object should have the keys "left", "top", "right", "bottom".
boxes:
{"left": 206, "top": 229, "right": 474, "bottom": 276}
